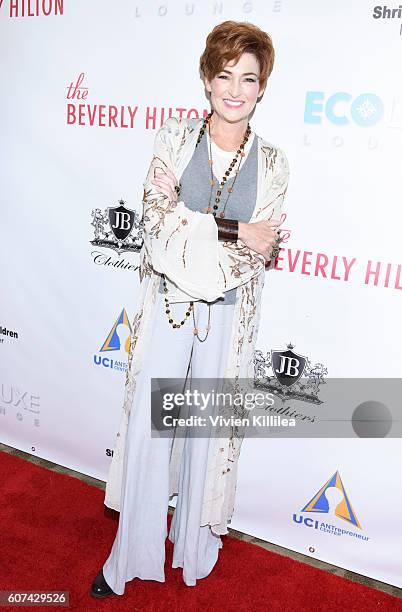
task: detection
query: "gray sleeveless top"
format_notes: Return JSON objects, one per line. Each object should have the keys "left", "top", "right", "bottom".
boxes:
{"left": 158, "top": 120, "right": 258, "bottom": 305}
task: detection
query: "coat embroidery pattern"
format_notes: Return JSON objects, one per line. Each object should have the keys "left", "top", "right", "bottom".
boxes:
{"left": 104, "top": 116, "right": 289, "bottom": 536}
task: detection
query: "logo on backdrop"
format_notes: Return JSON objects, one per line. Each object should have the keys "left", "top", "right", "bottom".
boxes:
{"left": 3, "top": 0, "right": 64, "bottom": 18}
{"left": 301, "top": 470, "right": 361, "bottom": 528}
{"left": 90, "top": 199, "right": 143, "bottom": 272}
{"left": 372, "top": 5, "right": 402, "bottom": 36}
{"left": 66, "top": 72, "right": 207, "bottom": 130}
{"left": 132, "top": 1, "right": 282, "bottom": 19}
{"left": 292, "top": 471, "right": 369, "bottom": 542}
{"left": 91, "top": 199, "right": 143, "bottom": 255}
{"left": 66, "top": 72, "right": 140, "bottom": 129}
{"left": 304, "top": 92, "right": 384, "bottom": 127}
{"left": 254, "top": 343, "right": 327, "bottom": 404}
{"left": 0, "top": 325, "right": 19, "bottom": 344}
{"left": 93, "top": 308, "right": 133, "bottom": 373}
{"left": 0, "top": 382, "right": 40, "bottom": 427}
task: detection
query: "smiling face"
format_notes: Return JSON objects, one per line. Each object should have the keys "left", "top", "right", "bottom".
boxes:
{"left": 204, "top": 52, "right": 265, "bottom": 125}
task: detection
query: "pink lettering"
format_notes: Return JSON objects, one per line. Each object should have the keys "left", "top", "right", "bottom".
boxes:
{"left": 301, "top": 251, "right": 312, "bottom": 275}
{"left": 343, "top": 257, "right": 356, "bottom": 281}
{"left": 274, "top": 249, "right": 284, "bottom": 271}
{"left": 146, "top": 107, "right": 157, "bottom": 130}
{"left": 384, "top": 263, "right": 392, "bottom": 288}
{"left": 127, "top": 106, "right": 138, "bottom": 127}
{"left": 288, "top": 249, "right": 301, "bottom": 273}
{"left": 79, "top": 104, "right": 86, "bottom": 126}
{"left": 365, "top": 260, "right": 381, "bottom": 286}
{"left": 98, "top": 104, "right": 106, "bottom": 127}
{"left": 330, "top": 256, "right": 341, "bottom": 280}
{"left": 66, "top": 104, "right": 76, "bottom": 124}
{"left": 187, "top": 108, "right": 199, "bottom": 118}
{"left": 315, "top": 253, "right": 328, "bottom": 278}
{"left": 395, "top": 265, "right": 402, "bottom": 290}
{"left": 66, "top": 72, "right": 88, "bottom": 100}
{"left": 109, "top": 105, "right": 118, "bottom": 127}
{"left": 85, "top": 104, "right": 96, "bottom": 126}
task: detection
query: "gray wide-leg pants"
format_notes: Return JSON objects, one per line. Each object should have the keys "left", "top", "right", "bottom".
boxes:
{"left": 103, "top": 289, "right": 235, "bottom": 594}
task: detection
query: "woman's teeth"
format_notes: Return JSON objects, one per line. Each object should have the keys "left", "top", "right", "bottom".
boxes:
{"left": 223, "top": 99, "right": 244, "bottom": 107}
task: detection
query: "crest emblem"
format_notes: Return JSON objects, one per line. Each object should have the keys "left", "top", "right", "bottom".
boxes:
{"left": 271, "top": 343, "right": 306, "bottom": 387}
{"left": 108, "top": 203, "right": 135, "bottom": 241}
{"left": 90, "top": 198, "right": 143, "bottom": 255}
{"left": 253, "top": 343, "right": 327, "bottom": 404}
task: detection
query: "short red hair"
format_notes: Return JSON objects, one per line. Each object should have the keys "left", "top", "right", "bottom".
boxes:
{"left": 199, "top": 20, "right": 275, "bottom": 92}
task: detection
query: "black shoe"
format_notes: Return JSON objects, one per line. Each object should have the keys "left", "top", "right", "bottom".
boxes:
{"left": 90, "top": 569, "right": 115, "bottom": 598}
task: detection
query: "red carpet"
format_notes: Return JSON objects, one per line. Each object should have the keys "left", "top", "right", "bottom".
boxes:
{"left": 0, "top": 450, "right": 401, "bottom": 612}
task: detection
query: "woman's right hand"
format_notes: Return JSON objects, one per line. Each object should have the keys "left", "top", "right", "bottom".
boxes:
{"left": 238, "top": 218, "right": 283, "bottom": 262}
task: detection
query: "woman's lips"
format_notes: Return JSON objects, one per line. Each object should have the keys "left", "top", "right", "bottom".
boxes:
{"left": 223, "top": 99, "right": 245, "bottom": 108}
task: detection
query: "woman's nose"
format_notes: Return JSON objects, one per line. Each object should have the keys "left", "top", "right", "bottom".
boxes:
{"left": 228, "top": 80, "right": 242, "bottom": 98}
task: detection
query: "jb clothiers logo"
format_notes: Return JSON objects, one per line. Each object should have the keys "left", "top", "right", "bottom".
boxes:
{"left": 91, "top": 199, "right": 143, "bottom": 255}
{"left": 90, "top": 198, "right": 143, "bottom": 271}
{"left": 254, "top": 343, "right": 327, "bottom": 405}
{"left": 293, "top": 471, "right": 369, "bottom": 543}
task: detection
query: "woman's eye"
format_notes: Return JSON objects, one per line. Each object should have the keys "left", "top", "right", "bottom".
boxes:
{"left": 217, "top": 75, "right": 257, "bottom": 83}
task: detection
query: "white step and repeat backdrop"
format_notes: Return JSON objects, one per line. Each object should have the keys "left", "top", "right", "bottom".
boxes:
{"left": 1, "top": 0, "right": 401, "bottom": 588}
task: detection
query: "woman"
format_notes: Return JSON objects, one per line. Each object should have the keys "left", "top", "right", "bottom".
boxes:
{"left": 91, "top": 20, "right": 289, "bottom": 598}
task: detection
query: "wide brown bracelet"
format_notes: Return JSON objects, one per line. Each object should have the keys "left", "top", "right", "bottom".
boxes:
{"left": 214, "top": 217, "right": 239, "bottom": 242}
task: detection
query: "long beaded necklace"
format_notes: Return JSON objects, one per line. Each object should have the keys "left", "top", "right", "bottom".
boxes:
{"left": 162, "top": 109, "right": 251, "bottom": 341}
{"left": 205, "top": 112, "right": 251, "bottom": 218}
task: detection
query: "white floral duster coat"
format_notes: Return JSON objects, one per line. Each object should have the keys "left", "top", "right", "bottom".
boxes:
{"left": 104, "top": 116, "right": 289, "bottom": 536}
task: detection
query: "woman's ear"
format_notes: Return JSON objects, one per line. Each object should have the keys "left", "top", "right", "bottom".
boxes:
{"left": 204, "top": 77, "right": 212, "bottom": 94}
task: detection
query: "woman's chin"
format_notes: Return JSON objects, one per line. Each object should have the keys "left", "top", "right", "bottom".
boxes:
{"left": 214, "top": 107, "right": 251, "bottom": 123}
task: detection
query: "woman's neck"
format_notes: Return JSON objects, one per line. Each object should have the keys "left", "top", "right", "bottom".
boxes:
{"left": 207, "top": 112, "right": 250, "bottom": 152}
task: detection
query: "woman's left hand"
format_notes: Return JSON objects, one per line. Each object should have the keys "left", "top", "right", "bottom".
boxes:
{"left": 150, "top": 167, "right": 179, "bottom": 202}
